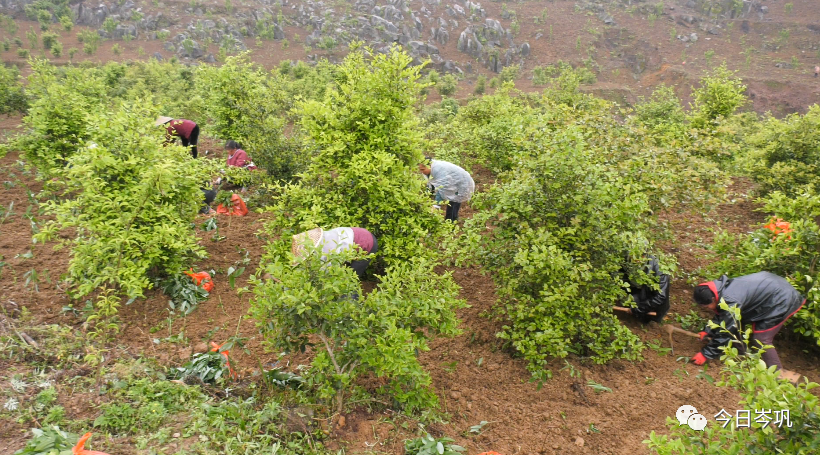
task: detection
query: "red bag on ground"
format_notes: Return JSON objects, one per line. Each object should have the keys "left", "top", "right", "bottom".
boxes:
{"left": 216, "top": 194, "right": 248, "bottom": 216}
{"left": 184, "top": 270, "right": 214, "bottom": 292}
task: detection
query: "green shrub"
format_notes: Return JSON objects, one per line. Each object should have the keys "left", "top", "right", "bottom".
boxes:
{"left": 37, "top": 9, "right": 52, "bottom": 30}
{"left": 474, "top": 75, "right": 486, "bottom": 95}
{"left": 16, "top": 48, "right": 29, "bottom": 58}
{"left": 59, "top": 14, "right": 72, "bottom": 31}
{"left": 34, "top": 101, "right": 209, "bottom": 298}
{"left": 498, "top": 64, "right": 519, "bottom": 83}
{"left": 40, "top": 31, "right": 58, "bottom": 50}
{"left": 0, "top": 65, "right": 28, "bottom": 115}
{"left": 436, "top": 73, "right": 458, "bottom": 96}
{"left": 252, "top": 247, "right": 464, "bottom": 415}
{"left": 262, "top": 45, "right": 446, "bottom": 267}
{"left": 632, "top": 84, "right": 686, "bottom": 133}
{"left": 745, "top": 106, "right": 820, "bottom": 196}
{"left": 645, "top": 309, "right": 820, "bottom": 454}
{"left": 196, "top": 54, "right": 302, "bottom": 181}
{"left": 689, "top": 63, "right": 747, "bottom": 129}
{"left": 14, "top": 426, "right": 79, "bottom": 455}
{"left": 50, "top": 40, "right": 62, "bottom": 57}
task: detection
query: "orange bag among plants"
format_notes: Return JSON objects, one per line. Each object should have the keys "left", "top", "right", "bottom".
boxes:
{"left": 73, "top": 432, "right": 111, "bottom": 455}
{"left": 216, "top": 193, "right": 248, "bottom": 216}
{"left": 184, "top": 270, "right": 214, "bottom": 292}
{"left": 764, "top": 217, "right": 792, "bottom": 240}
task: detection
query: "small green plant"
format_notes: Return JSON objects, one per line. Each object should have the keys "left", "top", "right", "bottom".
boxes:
{"left": 171, "top": 350, "right": 231, "bottom": 385}
{"left": 404, "top": 434, "right": 465, "bottom": 455}
{"left": 50, "top": 41, "right": 62, "bottom": 57}
{"left": 669, "top": 26, "right": 677, "bottom": 42}
{"left": 2, "top": 39, "right": 9, "bottom": 51}
{"left": 157, "top": 29, "right": 170, "bottom": 41}
{"left": 112, "top": 43, "right": 121, "bottom": 55}
{"left": 17, "top": 48, "right": 30, "bottom": 58}
{"left": 784, "top": 2, "right": 793, "bottom": 14}
{"left": 281, "top": 38, "right": 289, "bottom": 49}
{"left": 59, "top": 15, "right": 73, "bottom": 31}
{"left": 225, "top": 0, "right": 233, "bottom": 14}
{"left": 162, "top": 273, "right": 209, "bottom": 315}
{"left": 40, "top": 31, "right": 58, "bottom": 50}
{"left": 68, "top": 47, "right": 77, "bottom": 60}
{"left": 437, "top": 73, "right": 458, "bottom": 96}
{"left": 37, "top": 9, "right": 51, "bottom": 31}
{"left": 14, "top": 426, "right": 79, "bottom": 455}
{"left": 26, "top": 27, "right": 38, "bottom": 49}
{"left": 474, "top": 75, "right": 486, "bottom": 95}
{"left": 102, "top": 17, "right": 118, "bottom": 36}
{"left": 704, "top": 49, "right": 715, "bottom": 66}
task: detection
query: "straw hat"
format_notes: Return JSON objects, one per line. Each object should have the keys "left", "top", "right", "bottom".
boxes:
{"left": 291, "top": 228, "right": 323, "bottom": 258}
{"left": 154, "top": 116, "right": 174, "bottom": 126}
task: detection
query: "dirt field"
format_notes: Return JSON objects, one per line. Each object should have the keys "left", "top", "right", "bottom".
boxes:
{"left": 3, "top": 0, "right": 820, "bottom": 453}
{"left": 1, "top": 136, "right": 819, "bottom": 454}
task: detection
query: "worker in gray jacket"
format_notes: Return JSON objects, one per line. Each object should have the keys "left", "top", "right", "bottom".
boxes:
{"left": 691, "top": 272, "right": 805, "bottom": 370}
{"left": 418, "top": 157, "right": 475, "bottom": 221}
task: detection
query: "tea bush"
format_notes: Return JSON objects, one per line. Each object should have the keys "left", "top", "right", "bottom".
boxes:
{"left": 0, "top": 64, "right": 27, "bottom": 115}
{"left": 34, "top": 101, "right": 208, "bottom": 298}
{"left": 688, "top": 63, "right": 747, "bottom": 129}
{"left": 262, "top": 45, "right": 445, "bottom": 267}
{"left": 252, "top": 246, "right": 464, "bottom": 415}
{"left": 197, "top": 54, "right": 304, "bottom": 180}
{"left": 455, "top": 125, "right": 652, "bottom": 371}
{"left": 745, "top": 105, "right": 820, "bottom": 196}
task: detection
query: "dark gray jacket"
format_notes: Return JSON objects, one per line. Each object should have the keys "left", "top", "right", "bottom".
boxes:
{"left": 701, "top": 272, "right": 804, "bottom": 359}
{"left": 627, "top": 256, "right": 670, "bottom": 323}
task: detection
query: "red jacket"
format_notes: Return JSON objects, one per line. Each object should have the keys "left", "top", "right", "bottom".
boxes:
{"left": 166, "top": 119, "right": 197, "bottom": 140}
{"left": 227, "top": 149, "right": 249, "bottom": 167}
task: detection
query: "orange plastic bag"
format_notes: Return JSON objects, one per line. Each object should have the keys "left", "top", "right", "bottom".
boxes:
{"left": 184, "top": 270, "right": 214, "bottom": 292}
{"left": 210, "top": 341, "right": 238, "bottom": 380}
{"left": 73, "top": 433, "right": 111, "bottom": 455}
{"left": 477, "top": 452, "right": 503, "bottom": 455}
{"left": 764, "top": 217, "right": 792, "bottom": 240}
{"left": 216, "top": 194, "right": 248, "bottom": 216}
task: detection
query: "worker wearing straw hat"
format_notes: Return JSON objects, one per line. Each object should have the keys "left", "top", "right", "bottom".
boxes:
{"left": 156, "top": 116, "right": 200, "bottom": 158}
{"left": 292, "top": 227, "right": 378, "bottom": 279}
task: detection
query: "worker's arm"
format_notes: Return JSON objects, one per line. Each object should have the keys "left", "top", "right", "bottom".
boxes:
{"left": 701, "top": 307, "right": 738, "bottom": 359}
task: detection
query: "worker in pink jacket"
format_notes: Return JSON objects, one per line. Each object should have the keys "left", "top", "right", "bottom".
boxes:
{"left": 225, "top": 140, "right": 249, "bottom": 167}
{"left": 156, "top": 116, "right": 199, "bottom": 158}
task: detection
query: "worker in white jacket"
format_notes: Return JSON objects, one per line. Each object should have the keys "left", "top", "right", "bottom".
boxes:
{"left": 418, "top": 157, "right": 475, "bottom": 221}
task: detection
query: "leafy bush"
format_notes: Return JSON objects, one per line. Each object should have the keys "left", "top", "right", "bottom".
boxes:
{"left": 40, "top": 31, "right": 58, "bottom": 50}
{"left": 706, "top": 189, "right": 820, "bottom": 346}
{"left": 498, "top": 64, "right": 520, "bottom": 83}
{"left": 50, "top": 41, "right": 62, "bottom": 57}
{"left": 688, "top": 63, "right": 747, "bottom": 129}
{"left": 745, "top": 106, "right": 820, "bottom": 196}
{"left": 262, "top": 45, "right": 446, "bottom": 267}
{"left": 455, "top": 125, "right": 652, "bottom": 372}
{"left": 13, "top": 60, "right": 106, "bottom": 176}
{"left": 645, "top": 308, "right": 820, "bottom": 454}
{"left": 0, "top": 65, "right": 28, "bottom": 115}
{"left": 436, "top": 73, "right": 458, "bottom": 96}
{"left": 170, "top": 350, "right": 231, "bottom": 385}
{"left": 252, "top": 246, "right": 464, "bottom": 415}
{"left": 633, "top": 84, "right": 685, "bottom": 132}
{"left": 474, "top": 75, "right": 486, "bottom": 95}
{"left": 34, "top": 102, "right": 208, "bottom": 298}
{"left": 59, "top": 14, "right": 72, "bottom": 31}
{"left": 533, "top": 62, "right": 596, "bottom": 86}
{"left": 197, "top": 54, "right": 303, "bottom": 181}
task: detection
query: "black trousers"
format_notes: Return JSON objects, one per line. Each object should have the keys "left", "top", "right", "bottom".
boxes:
{"left": 445, "top": 201, "right": 462, "bottom": 221}
{"left": 181, "top": 125, "right": 200, "bottom": 158}
{"left": 349, "top": 233, "right": 378, "bottom": 279}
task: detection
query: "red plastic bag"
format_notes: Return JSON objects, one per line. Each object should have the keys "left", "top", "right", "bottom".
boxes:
{"left": 184, "top": 270, "right": 214, "bottom": 292}
{"left": 73, "top": 433, "right": 110, "bottom": 455}
{"left": 764, "top": 217, "right": 792, "bottom": 240}
{"left": 210, "top": 341, "right": 238, "bottom": 380}
{"left": 216, "top": 194, "right": 248, "bottom": 216}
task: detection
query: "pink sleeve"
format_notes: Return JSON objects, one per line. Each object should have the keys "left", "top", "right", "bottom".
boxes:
{"left": 235, "top": 150, "right": 248, "bottom": 167}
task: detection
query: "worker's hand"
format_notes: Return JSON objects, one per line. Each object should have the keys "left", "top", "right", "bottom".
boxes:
{"left": 698, "top": 331, "right": 708, "bottom": 341}
{"left": 691, "top": 352, "right": 707, "bottom": 366}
